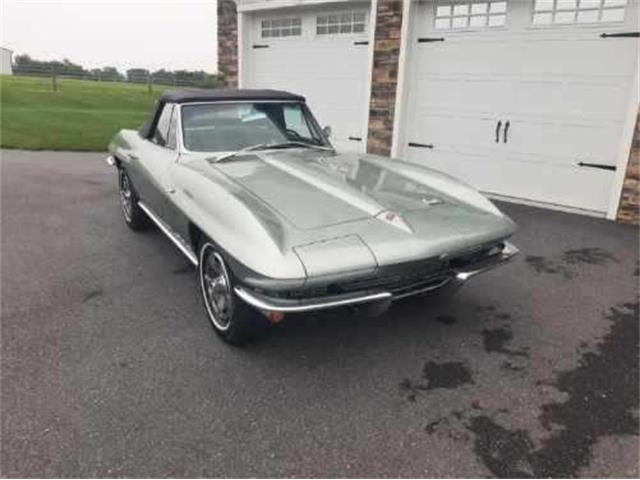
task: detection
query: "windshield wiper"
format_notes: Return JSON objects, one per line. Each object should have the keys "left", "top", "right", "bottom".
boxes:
{"left": 262, "top": 141, "right": 334, "bottom": 152}
{"left": 208, "top": 143, "right": 268, "bottom": 163}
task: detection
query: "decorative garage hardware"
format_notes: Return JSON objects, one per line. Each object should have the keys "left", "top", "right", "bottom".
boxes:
{"left": 408, "top": 142, "right": 434, "bottom": 149}
{"left": 577, "top": 162, "right": 617, "bottom": 171}
{"left": 418, "top": 37, "right": 445, "bottom": 43}
{"left": 494, "top": 120, "right": 510, "bottom": 143}
{"left": 354, "top": 41, "right": 369, "bottom": 45}
{"left": 252, "top": 44, "right": 270, "bottom": 49}
{"left": 348, "top": 136, "right": 363, "bottom": 142}
{"left": 600, "top": 31, "right": 640, "bottom": 38}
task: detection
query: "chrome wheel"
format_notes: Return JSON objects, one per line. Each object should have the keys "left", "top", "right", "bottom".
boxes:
{"left": 199, "top": 244, "right": 234, "bottom": 331}
{"left": 119, "top": 170, "right": 133, "bottom": 222}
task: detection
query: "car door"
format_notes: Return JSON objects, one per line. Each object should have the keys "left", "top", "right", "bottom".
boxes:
{"left": 127, "top": 103, "right": 179, "bottom": 215}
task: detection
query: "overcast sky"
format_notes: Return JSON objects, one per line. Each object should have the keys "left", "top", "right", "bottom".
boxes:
{"left": 1, "top": 0, "right": 218, "bottom": 73}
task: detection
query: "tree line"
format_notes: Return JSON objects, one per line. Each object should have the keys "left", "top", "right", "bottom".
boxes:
{"left": 12, "top": 55, "right": 223, "bottom": 88}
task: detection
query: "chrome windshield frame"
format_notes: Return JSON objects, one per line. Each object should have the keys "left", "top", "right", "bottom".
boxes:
{"left": 176, "top": 100, "right": 332, "bottom": 157}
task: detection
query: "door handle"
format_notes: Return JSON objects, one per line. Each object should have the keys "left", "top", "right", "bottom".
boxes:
{"left": 495, "top": 120, "right": 502, "bottom": 143}
{"left": 503, "top": 121, "right": 510, "bottom": 144}
{"left": 126, "top": 153, "right": 139, "bottom": 161}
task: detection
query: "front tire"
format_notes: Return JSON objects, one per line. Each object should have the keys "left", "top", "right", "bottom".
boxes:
{"left": 118, "top": 169, "right": 150, "bottom": 231}
{"left": 198, "top": 240, "right": 271, "bottom": 345}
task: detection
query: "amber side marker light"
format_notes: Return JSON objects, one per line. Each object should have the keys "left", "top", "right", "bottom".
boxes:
{"left": 267, "top": 311, "right": 285, "bottom": 324}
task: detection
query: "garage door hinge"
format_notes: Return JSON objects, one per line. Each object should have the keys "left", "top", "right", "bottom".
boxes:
{"left": 577, "top": 161, "right": 616, "bottom": 171}
{"left": 600, "top": 32, "right": 639, "bottom": 39}
{"left": 354, "top": 41, "right": 369, "bottom": 46}
{"left": 408, "top": 142, "right": 434, "bottom": 149}
{"left": 418, "top": 37, "right": 445, "bottom": 43}
{"left": 252, "top": 44, "right": 270, "bottom": 49}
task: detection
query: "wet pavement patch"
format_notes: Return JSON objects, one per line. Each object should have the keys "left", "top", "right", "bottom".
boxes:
{"left": 525, "top": 256, "right": 574, "bottom": 279}
{"left": 562, "top": 247, "right": 617, "bottom": 265}
{"left": 399, "top": 361, "right": 474, "bottom": 401}
{"left": 482, "top": 326, "right": 528, "bottom": 358}
{"left": 422, "top": 361, "right": 474, "bottom": 390}
{"left": 467, "top": 302, "right": 639, "bottom": 478}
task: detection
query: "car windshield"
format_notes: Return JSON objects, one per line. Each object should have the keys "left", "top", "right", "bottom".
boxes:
{"left": 181, "top": 101, "right": 326, "bottom": 152}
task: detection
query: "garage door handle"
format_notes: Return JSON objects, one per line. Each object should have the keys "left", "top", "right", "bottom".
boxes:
{"left": 577, "top": 161, "right": 617, "bottom": 171}
{"left": 252, "top": 44, "right": 270, "bottom": 49}
{"left": 348, "top": 136, "right": 362, "bottom": 141}
{"left": 418, "top": 37, "right": 445, "bottom": 43}
{"left": 408, "top": 142, "right": 434, "bottom": 149}
{"left": 503, "top": 121, "right": 510, "bottom": 144}
{"left": 495, "top": 120, "right": 502, "bottom": 143}
{"left": 600, "top": 32, "right": 639, "bottom": 39}
{"left": 354, "top": 41, "right": 369, "bottom": 46}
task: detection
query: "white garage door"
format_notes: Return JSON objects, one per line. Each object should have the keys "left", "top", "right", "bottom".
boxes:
{"left": 403, "top": 0, "right": 639, "bottom": 215}
{"left": 245, "top": 4, "right": 371, "bottom": 152}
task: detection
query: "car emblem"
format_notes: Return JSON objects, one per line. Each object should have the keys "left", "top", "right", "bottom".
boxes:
{"left": 422, "top": 197, "right": 443, "bottom": 206}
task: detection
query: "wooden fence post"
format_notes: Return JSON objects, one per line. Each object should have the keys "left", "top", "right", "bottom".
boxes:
{"left": 51, "top": 66, "right": 58, "bottom": 92}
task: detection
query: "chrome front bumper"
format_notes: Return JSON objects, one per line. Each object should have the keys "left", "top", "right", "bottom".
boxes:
{"left": 235, "top": 241, "right": 519, "bottom": 313}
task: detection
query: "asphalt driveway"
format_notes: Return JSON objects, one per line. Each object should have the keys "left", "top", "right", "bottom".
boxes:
{"left": 1, "top": 150, "right": 638, "bottom": 477}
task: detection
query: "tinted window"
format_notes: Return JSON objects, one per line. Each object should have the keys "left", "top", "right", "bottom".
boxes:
{"left": 153, "top": 104, "right": 174, "bottom": 146}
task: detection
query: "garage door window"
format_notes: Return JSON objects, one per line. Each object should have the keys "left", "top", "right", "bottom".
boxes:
{"left": 316, "top": 11, "right": 367, "bottom": 35}
{"left": 532, "top": 0, "right": 627, "bottom": 25}
{"left": 434, "top": 1, "right": 507, "bottom": 30}
{"left": 261, "top": 18, "right": 302, "bottom": 38}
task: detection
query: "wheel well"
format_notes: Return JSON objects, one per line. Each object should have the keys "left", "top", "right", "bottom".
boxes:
{"left": 188, "top": 222, "right": 203, "bottom": 254}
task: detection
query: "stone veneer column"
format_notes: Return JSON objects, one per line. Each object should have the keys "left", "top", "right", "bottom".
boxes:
{"left": 218, "top": 0, "right": 239, "bottom": 88}
{"left": 616, "top": 112, "right": 639, "bottom": 225}
{"left": 366, "top": 0, "right": 403, "bottom": 157}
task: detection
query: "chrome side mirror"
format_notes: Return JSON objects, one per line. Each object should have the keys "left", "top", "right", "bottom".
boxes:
{"left": 322, "top": 126, "right": 332, "bottom": 138}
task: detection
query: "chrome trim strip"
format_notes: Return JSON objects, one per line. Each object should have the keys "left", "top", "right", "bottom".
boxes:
{"left": 137, "top": 201, "right": 199, "bottom": 266}
{"left": 234, "top": 286, "right": 393, "bottom": 313}
{"left": 392, "top": 277, "right": 452, "bottom": 300}
{"left": 455, "top": 241, "right": 519, "bottom": 281}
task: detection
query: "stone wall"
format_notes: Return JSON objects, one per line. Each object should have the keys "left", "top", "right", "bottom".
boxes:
{"left": 366, "top": 0, "right": 403, "bottom": 157}
{"left": 616, "top": 112, "right": 639, "bottom": 225}
{"left": 218, "top": 0, "right": 239, "bottom": 87}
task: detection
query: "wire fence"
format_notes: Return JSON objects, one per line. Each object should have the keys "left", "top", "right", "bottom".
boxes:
{"left": 10, "top": 64, "right": 224, "bottom": 92}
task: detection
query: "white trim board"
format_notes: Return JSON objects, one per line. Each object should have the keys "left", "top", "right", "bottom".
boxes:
{"left": 236, "top": 0, "right": 365, "bottom": 13}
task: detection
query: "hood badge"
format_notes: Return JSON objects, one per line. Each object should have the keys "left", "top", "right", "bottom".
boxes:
{"left": 422, "top": 197, "right": 443, "bottom": 206}
{"left": 377, "top": 210, "right": 413, "bottom": 234}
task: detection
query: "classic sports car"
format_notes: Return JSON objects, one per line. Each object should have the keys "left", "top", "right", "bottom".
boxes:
{"left": 107, "top": 89, "right": 518, "bottom": 344}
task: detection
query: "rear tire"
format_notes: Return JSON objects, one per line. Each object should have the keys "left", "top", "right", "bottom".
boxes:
{"left": 198, "top": 239, "right": 271, "bottom": 345}
{"left": 118, "top": 168, "right": 151, "bottom": 231}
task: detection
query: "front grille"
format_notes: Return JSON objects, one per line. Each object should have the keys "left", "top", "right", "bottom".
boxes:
{"left": 265, "top": 241, "right": 504, "bottom": 300}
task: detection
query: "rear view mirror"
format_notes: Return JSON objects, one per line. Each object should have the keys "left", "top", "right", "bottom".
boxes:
{"left": 322, "top": 126, "right": 332, "bottom": 138}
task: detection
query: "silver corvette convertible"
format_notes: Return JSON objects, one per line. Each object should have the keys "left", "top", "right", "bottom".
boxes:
{"left": 107, "top": 89, "right": 518, "bottom": 344}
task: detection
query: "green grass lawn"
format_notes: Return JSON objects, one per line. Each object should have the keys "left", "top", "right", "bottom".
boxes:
{"left": 1, "top": 75, "right": 166, "bottom": 151}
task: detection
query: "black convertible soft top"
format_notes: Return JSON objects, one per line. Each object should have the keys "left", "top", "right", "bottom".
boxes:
{"left": 161, "top": 88, "right": 306, "bottom": 104}
{"left": 140, "top": 88, "right": 306, "bottom": 138}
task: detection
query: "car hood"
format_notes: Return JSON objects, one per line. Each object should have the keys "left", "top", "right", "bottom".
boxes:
{"left": 205, "top": 148, "right": 492, "bottom": 231}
